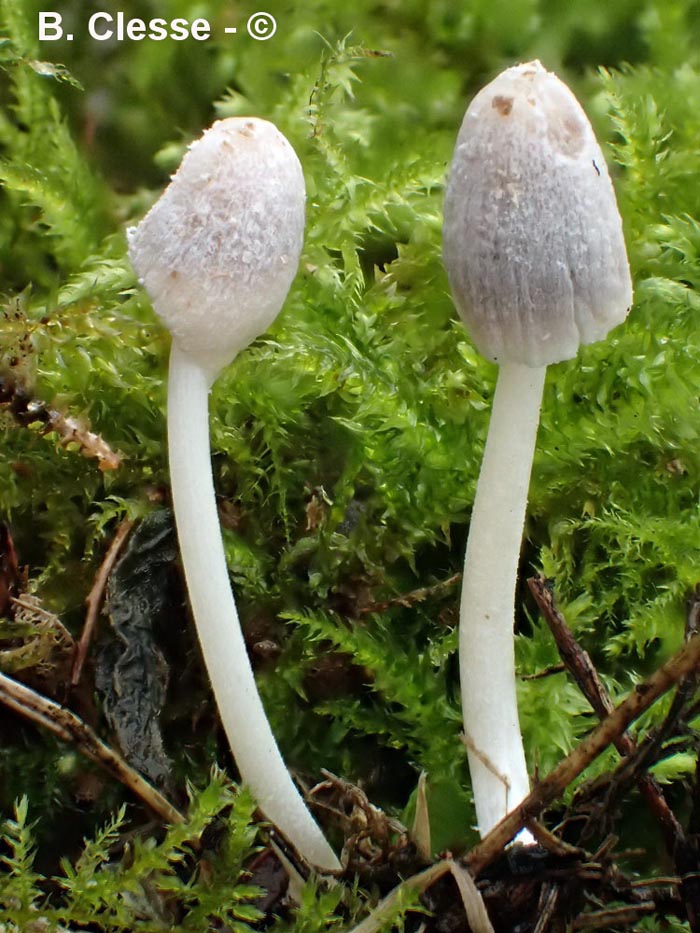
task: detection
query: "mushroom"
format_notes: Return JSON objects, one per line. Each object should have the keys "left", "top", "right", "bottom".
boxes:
{"left": 127, "top": 118, "right": 340, "bottom": 871}
{"left": 442, "top": 61, "right": 632, "bottom": 838}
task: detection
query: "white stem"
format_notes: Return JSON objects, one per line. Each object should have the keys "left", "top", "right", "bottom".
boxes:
{"left": 167, "top": 343, "right": 340, "bottom": 871}
{"left": 459, "top": 360, "right": 546, "bottom": 838}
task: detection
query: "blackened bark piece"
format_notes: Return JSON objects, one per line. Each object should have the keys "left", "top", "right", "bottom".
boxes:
{"left": 96, "top": 510, "right": 178, "bottom": 788}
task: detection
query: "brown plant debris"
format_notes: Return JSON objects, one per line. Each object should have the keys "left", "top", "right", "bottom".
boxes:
{"left": 0, "top": 669, "right": 184, "bottom": 825}
{"left": 310, "top": 769, "right": 416, "bottom": 880}
{"left": 0, "top": 372, "right": 122, "bottom": 471}
{"left": 465, "top": 626, "right": 700, "bottom": 879}
{"left": 71, "top": 517, "right": 134, "bottom": 685}
{"left": 94, "top": 511, "right": 178, "bottom": 788}
{"left": 528, "top": 575, "right": 684, "bottom": 855}
{"left": 3, "top": 562, "right": 700, "bottom": 931}
{"left": 0, "top": 522, "right": 23, "bottom": 616}
{"left": 314, "top": 584, "right": 700, "bottom": 932}
{"left": 359, "top": 573, "right": 462, "bottom": 616}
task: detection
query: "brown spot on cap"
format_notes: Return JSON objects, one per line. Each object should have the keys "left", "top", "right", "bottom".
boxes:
{"left": 492, "top": 95, "right": 514, "bottom": 116}
{"left": 548, "top": 111, "right": 586, "bottom": 158}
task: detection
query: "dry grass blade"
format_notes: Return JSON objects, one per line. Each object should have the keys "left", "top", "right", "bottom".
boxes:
{"left": 411, "top": 771, "right": 431, "bottom": 862}
{"left": 447, "top": 860, "right": 495, "bottom": 933}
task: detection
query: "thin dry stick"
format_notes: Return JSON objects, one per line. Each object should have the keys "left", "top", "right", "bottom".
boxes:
{"left": 0, "top": 670, "right": 184, "bottom": 825}
{"left": 359, "top": 573, "right": 461, "bottom": 616}
{"left": 466, "top": 633, "right": 700, "bottom": 877}
{"left": 47, "top": 410, "right": 122, "bottom": 472}
{"left": 0, "top": 375, "right": 122, "bottom": 472}
{"left": 533, "top": 882, "right": 560, "bottom": 933}
{"left": 525, "top": 819, "right": 584, "bottom": 858}
{"left": 348, "top": 859, "right": 494, "bottom": 933}
{"left": 527, "top": 577, "right": 616, "bottom": 717}
{"left": 571, "top": 902, "right": 656, "bottom": 930}
{"left": 650, "top": 588, "right": 700, "bottom": 761}
{"left": 522, "top": 663, "right": 566, "bottom": 681}
{"left": 71, "top": 518, "right": 134, "bottom": 685}
{"left": 348, "top": 861, "right": 451, "bottom": 933}
{"left": 528, "top": 575, "right": 684, "bottom": 854}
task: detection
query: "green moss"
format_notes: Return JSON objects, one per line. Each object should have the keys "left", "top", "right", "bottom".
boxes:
{"left": 1, "top": 0, "right": 700, "bottom": 924}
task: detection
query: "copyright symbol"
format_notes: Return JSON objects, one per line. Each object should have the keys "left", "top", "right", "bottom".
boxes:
{"left": 247, "top": 12, "right": 276, "bottom": 40}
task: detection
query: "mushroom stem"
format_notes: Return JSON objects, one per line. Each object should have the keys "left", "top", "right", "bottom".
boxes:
{"left": 167, "top": 342, "right": 340, "bottom": 871}
{"left": 459, "top": 360, "right": 546, "bottom": 838}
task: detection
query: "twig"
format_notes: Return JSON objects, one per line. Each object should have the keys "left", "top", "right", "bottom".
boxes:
{"left": 0, "top": 374, "right": 122, "bottom": 472}
{"left": 629, "top": 877, "right": 681, "bottom": 889}
{"left": 528, "top": 576, "right": 684, "bottom": 855}
{"left": 347, "top": 861, "right": 448, "bottom": 933}
{"left": 533, "top": 882, "right": 560, "bottom": 933}
{"left": 525, "top": 819, "right": 584, "bottom": 858}
{"left": 522, "top": 663, "right": 566, "bottom": 681}
{"left": 465, "top": 632, "right": 700, "bottom": 877}
{"left": 527, "top": 577, "right": 615, "bottom": 719}
{"left": 532, "top": 580, "right": 700, "bottom": 932}
{"left": 0, "top": 522, "right": 21, "bottom": 615}
{"left": 571, "top": 902, "right": 655, "bottom": 929}
{"left": 47, "top": 411, "right": 122, "bottom": 471}
{"left": 71, "top": 519, "right": 134, "bottom": 685}
{"left": 0, "top": 670, "right": 184, "bottom": 825}
{"left": 656, "top": 589, "right": 700, "bottom": 757}
{"left": 677, "top": 735, "right": 700, "bottom": 933}
{"left": 359, "top": 573, "right": 461, "bottom": 615}
{"left": 347, "top": 859, "right": 494, "bottom": 933}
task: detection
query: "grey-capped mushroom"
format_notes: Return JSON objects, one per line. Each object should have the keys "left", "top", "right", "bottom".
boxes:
{"left": 128, "top": 117, "right": 340, "bottom": 871}
{"left": 443, "top": 61, "right": 632, "bottom": 838}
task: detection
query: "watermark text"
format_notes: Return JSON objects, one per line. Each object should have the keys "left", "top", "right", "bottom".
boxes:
{"left": 38, "top": 11, "right": 277, "bottom": 42}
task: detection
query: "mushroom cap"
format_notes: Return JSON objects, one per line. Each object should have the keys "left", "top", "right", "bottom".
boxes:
{"left": 128, "top": 117, "right": 305, "bottom": 376}
{"left": 443, "top": 61, "right": 632, "bottom": 367}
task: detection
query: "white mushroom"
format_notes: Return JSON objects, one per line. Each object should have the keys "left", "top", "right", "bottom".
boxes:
{"left": 443, "top": 61, "right": 632, "bottom": 838}
{"left": 128, "top": 117, "right": 340, "bottom": 871}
